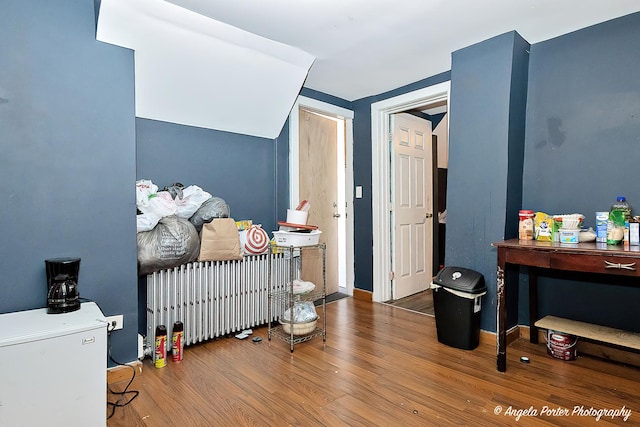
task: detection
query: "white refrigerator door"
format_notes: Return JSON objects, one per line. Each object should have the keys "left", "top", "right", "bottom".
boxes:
{"left": 0, "top": 302, "right": 107, "bottom": 427}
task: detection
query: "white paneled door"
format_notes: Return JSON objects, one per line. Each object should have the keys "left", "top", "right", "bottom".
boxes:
{"left": 391, "top": 113, "right": 433, "bottom": 300}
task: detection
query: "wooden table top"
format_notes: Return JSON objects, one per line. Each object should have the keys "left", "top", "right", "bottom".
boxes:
{"left": 493, "top": 238, "right": 640, "bottom": 256}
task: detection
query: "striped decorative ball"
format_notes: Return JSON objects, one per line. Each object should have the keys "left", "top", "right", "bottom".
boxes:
{"left": 244, "top": 225, "right": 269, "bottom": 254}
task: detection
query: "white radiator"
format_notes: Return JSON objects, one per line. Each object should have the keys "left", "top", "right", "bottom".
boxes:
{"left": 146, "top": 253, "right": 291, "bottom": 353}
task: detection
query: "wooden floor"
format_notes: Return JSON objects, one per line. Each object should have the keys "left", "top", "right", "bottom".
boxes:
{"left": 385, "top": 289, "right": 435, "bottom": 316}
{"left": 108, "top": 298, "right": 639, "bottom": 426}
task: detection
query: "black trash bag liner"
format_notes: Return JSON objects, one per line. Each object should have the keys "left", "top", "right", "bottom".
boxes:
{"left": 137, "top": 215, "right": 200, "bottom": 276}
{"left": 189, "top": 196, "right": 230, "bottom": 233}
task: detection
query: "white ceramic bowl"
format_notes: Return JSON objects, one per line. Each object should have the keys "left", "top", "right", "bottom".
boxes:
{"left": 281, "top": 319, "right": 317, "bottom": 335}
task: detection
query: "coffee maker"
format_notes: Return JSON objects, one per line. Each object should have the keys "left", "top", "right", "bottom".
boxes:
{"left": 45, "top": 257, "right": 81, "bottom": 314}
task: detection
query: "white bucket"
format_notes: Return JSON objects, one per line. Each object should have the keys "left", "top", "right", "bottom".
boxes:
{"left": 286, "top": 209, "right": 308, "bottom": 225}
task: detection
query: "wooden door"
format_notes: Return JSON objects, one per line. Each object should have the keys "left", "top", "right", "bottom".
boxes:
{"left": 298, "top": 108, "right": 339, "bottom": 295}
{"left": 391, "top": 113, "right": 433, "bottom": 300}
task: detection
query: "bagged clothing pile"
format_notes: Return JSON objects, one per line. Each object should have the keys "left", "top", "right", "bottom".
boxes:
{"left": 135, "top": 180, "right": 269, "bottom": 276}
{"left": 136, "top": 179, "right": 232, "bottom": 275}
{"left": 137, "top": 215, "right": 200, "bottom": 275}
{"left": 136, "top": 180, "right": 219, "bottom": 233}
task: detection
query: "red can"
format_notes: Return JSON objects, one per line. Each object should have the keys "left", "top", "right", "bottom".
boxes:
{"left": 172, "top": 321, "right": 184, "bottom": 362}
{"left": 546, "top": 330, "right": 577, "bottom": 361}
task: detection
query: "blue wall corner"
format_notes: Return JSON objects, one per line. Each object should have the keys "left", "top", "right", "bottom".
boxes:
{"left": 0, "top": 0, "right": 138, "bottom": 362}
{"left": 447, "top": 31, "right": 529, "bottom": 332}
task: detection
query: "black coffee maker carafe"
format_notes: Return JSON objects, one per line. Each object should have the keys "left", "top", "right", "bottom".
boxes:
{"left": 45, "top": 257, "right": 81, "bottom": 314}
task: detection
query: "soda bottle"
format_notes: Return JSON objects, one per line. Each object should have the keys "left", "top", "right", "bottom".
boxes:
{"left": 606, "top": 196, "right": 631, "bottom": 245}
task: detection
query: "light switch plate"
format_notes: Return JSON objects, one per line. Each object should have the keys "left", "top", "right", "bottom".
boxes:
{"left": 356, "top": 186, "right": 363, "bottom": 199}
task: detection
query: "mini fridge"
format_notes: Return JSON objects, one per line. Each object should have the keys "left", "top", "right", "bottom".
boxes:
{"left": 0, "top": 302, "right": 107, "bottom": 426}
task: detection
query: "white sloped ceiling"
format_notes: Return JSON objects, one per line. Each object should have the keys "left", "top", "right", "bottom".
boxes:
{"left": 96, "top": 0, "right": 315, "bottom": 139}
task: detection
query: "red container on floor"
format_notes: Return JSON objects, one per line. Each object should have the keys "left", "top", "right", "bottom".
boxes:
{"left": 172, "top": 321, "right": 184, "bottom": 362}
{"left": 546, "top": 330, "right": 577, "bottom": 361}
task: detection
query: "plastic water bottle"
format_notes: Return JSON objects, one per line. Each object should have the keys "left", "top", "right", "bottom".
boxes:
{"left": 606, "top": 196, "right": 631, "bottom": 245}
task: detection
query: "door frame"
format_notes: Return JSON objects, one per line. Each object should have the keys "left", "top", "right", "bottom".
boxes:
{"left": 289, "top": 96, "right": 355, "bottom": 295}
{"left": 371, "top": 81, "right": 450, "bottom": 303}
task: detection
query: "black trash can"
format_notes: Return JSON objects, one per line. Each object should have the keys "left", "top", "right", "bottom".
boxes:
{"left": 432, "top": 266, "right": 487, "bottom": 350}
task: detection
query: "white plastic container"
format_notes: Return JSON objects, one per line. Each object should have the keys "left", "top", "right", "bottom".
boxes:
{"left": 559, "top": 229, "right": 579, "bottom": 244}
{"left": 272, "top": 230, "right": 322, "bottom": 247}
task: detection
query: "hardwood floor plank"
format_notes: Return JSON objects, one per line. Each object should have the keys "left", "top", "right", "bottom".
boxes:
{"left": 107, "top": 298, "right": 640, "bottom": 426}
{"left": 385, "top": 289, "right": 435, "bottom": 315}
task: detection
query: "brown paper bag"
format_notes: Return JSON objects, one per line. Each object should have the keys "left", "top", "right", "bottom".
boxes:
{"left": 198, "top": 218, "right": 243, "bottom": 261}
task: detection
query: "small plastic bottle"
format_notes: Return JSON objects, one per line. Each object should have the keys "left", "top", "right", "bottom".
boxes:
{"left": 606, "top": 196, "right": 631, "bottom": 245}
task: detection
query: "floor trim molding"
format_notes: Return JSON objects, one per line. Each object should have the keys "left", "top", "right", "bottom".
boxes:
{"left": 353, "top": 288, "right": 373, "bottom": 302}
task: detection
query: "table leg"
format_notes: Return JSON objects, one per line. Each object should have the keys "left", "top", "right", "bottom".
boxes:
{"left": 496, "top": 263, "right": 506, "bottom": 372}
{"left": 529, "top": 268, "right": 538, "bottom": 344}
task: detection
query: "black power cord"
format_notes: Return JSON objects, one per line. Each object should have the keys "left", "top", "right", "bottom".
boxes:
{"left": 106, "top": 332, "right": 140, "bottom": 420}
{"left": 78, "top": 297, "right": 140, "bottom": 419}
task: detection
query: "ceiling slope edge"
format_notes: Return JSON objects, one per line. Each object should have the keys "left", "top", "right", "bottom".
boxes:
{"left": 96, "top": 0, "right": 315, "bottom": 139}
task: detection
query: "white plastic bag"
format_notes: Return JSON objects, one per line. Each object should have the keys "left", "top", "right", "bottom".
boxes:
{"left": 136, "top": 179, "right": 159, "bottom": 210}
{"left": 138, "top": 191, "right": 177, "bottom": 218}
{"left": 283, "top": 301, "right": 318, "bottom": 323}
{"left": 174, "top": 185, "right": 212, "bottom": 219}
{"left": 136, "top": 212, "right": 161, "bottom": 233}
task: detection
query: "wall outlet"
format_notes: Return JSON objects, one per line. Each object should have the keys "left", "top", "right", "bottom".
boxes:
{"left": 106, "top": 314, "right": 124, "bottom": 331}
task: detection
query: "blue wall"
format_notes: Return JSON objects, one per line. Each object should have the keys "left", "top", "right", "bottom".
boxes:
{"left": 0, "top": 1, "right": 138, "bottom": 361}
{"left": 520, "top": 12, "right": 640, "bottom": 332}
{"left": 2, "top": 1, "right": 639, "bottom": 366}
{"left": 446, "top": 32, "right": 529, "bottom": 332}
{"left": 136, "top": 118, "right": 283, "bottom": 231}
{"left": 350, "top": 72, "right": 451, "bottom": 292}
{"left": 349, "top": 12, "right": 640, "bottom": 334}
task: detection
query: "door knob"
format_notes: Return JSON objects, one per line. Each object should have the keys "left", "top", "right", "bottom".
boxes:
{"left": 425, "top": 213, "right": 433, "bottom": 219}
{"left": 333, "top": 213, "right": 341, "bottom": 218}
